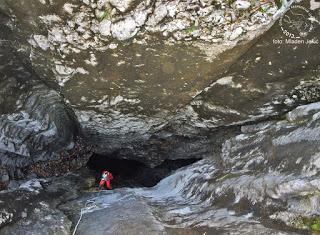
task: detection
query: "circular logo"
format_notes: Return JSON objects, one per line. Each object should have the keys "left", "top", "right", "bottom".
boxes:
{"left": 279, "top": 5, "right": 315, "bottom": 39}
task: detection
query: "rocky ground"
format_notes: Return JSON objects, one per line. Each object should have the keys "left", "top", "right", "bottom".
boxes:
{"left": 0, "top": 0, "right": 320, "bottom": 234}
{"left": 2, "top": 102, "right": 320, "bottom": 234}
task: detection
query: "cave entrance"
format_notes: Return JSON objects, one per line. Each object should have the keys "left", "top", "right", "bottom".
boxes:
{"left": 87, "top": 154, "right": 200, "bottom": 188}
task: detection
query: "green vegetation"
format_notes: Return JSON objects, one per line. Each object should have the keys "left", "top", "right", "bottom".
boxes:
{"left": 275, "top": 0, "right": 283, "bottom": 8}
{"left": 259, "top": 5, "right": 270, "bottom": 13}
{"left": 227, "top": 0, "right": 236, "bottom": 6}
{"left": 99, "top": 9, "right": 110, "bottom": 21}
{"left": 185, "top": 23, "right": 197, "bottom": 34}
{"left": 294, "top": 216, "right": 320, "bottom": 232}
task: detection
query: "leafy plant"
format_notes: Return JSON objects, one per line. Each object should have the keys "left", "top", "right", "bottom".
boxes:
{"left": 259, "top": 5, "right": 271, "bottom": 13}
{"left": 275, "top": 0, "right": 283, "bottom": 8}
{"left": 185, "top": 23, "right": 197, "bottom": 34}
{"left": 99, "top": 9, "right": 110, "bottom": 21}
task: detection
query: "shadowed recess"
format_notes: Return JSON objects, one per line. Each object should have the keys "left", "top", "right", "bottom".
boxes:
{"left": 87, "top": 154, "right": 200, "bottom": 188}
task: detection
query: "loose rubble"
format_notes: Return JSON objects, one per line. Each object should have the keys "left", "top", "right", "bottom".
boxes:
{"left": 28, "top": 0, "right": 289, "bottom": 57}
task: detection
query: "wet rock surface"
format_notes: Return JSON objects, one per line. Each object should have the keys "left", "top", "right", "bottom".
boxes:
{"left": 2, "top": 101, "right": 317, "bottom": 234}
{"left": 0, "top": 0, "right": 319, "bottom": 234}
{"left": 59, "top": 102, "right": 320, "bottom": 234}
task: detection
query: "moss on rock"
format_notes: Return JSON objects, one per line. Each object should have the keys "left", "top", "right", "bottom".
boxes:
{"left": 293, "top": 216, "right": 320, "bottom": 232}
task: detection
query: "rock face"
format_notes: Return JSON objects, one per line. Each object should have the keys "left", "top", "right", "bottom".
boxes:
{"left": 0, "top": 0, "right": 319, "bottom": 169}
{"left": 58, "top": 102, "right": 320, "bottom": 234}
{"left": 0, "top": 10, "right": 90, "bottom": 187}
{"left": 3, "top": 101, "right": 312, "bottom": 234}
{"left": 6, "top": 0, "right": 286, "bottom": 46}
{"left": 0, "top": 0, "right": 320, "bottom": 234}
{"left": 73, "top": 0, "right": 319, "bottom": 166}
{"left": 0, "top": 169, "right": 96, "bottom": 234}
{"left": 68, "top": 193, "right": 167, "bottom": 235}
{"left": 1, "top": 0, "right": 309, "bottom": 165}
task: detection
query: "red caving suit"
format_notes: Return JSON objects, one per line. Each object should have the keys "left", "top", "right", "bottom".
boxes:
{"left": 99, "top": 170, "right": 114, "bottom": 190}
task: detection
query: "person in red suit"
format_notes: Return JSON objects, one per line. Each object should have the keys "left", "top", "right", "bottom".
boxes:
{"left": 99, "top": 170, "right": 114, "bottom": 190}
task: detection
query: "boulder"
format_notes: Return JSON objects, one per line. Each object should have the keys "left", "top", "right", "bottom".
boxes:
{"left": 0, "top": 13, "right": 88, "bottom": 185}
{"left": 0, "top": 171, "right": 94, "bottom": 234}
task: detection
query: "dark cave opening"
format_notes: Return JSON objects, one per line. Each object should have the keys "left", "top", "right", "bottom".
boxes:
{"left": 87, "top": 154, "right": 200, "bottom": 188}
